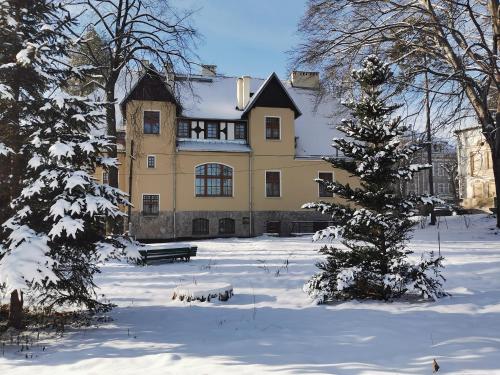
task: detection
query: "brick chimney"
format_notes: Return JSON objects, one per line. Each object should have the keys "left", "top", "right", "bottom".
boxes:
{"left": 290, "top": 71, "right": 320, "bottom": 89}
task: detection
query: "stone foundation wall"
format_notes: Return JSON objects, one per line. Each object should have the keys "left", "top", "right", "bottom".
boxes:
{"left": 130, "top": 210, "right": 332, "bottom": 240}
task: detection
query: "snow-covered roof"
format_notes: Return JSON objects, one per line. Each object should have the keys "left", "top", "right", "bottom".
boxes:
{"left": 176, "top": 74, "right": 344, "bottom": 157}
{"left": 113, "top": 69, "right": 344, "bottom": 157}
{"left": 177, "top": 140, "right": 252, "bottom": 153}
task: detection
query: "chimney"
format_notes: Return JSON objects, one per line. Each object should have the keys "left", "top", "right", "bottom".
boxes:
{"left": 242, "top": 76, "right": 251, "bottom": 107}
{"left": 163, "top": 61, "right": 174, "bottom": 85}
{"left": 201, "top": 64, "right": 217, "bottom": 76}
{"left": 290, "top": 71, "right": 320, "bottom": 89}
{"left": 237, "top": 77, "right": 244, "bottom": 110}
{"left": 237, "top": 76, "right": 251, "bottom": 110}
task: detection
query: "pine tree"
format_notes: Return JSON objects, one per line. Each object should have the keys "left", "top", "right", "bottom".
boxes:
{"left": 0, "top": 0, "right": 139, "bottom": 329}
{"left": 67, "top": 26, "right": 111, "bottom": 96}
{"left": 304, "top": 56, "right": 446, "bottom": 303}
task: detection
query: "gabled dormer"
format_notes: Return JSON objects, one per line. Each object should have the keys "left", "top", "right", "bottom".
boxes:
{"left": 241, "top": 73, "right": 302, "bottom": 156}
{"left": 241, "top": 73, "right": 301, "bottom": 119}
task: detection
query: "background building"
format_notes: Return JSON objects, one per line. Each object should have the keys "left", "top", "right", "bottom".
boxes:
{"left": 455, "top": 126, "right": 496, "bottom": 209}
{"left": 404, "top": 136, "right": 458, "bottom": 203}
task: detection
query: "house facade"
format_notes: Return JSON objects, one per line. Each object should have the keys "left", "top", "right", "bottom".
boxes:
{"left": 108, "top": 67, "right": 355, "bottom": 240}
{"left": 455, "top": 126, "right": 496, "bottom": 209}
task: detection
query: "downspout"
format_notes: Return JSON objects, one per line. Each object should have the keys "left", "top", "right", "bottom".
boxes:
{"left": 248, "top": 151, "right": 253, "bottom": 237}
{"left": 173, "top": 143, "right": 177, "bottom": 239}
{"left": 127, "top": 140, "right": 135, "bottom": 237}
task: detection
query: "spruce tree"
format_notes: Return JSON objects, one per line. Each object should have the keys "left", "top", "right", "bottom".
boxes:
{"left": 0, "top": 0, "right": 139, "bottom": 329}
{"left": 304, "top": 56, "right": 446, "bottom": 302}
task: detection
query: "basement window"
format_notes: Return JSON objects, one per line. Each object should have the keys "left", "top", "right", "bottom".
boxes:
{"left": 219, "top": 218, "right": 235, "bottom": 235}
{"left": 192, "top": 218, "right": 209, "bottom": 235}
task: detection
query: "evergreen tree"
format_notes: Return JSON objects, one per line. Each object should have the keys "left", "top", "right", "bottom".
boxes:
{"left": 0, "top": 0, "right": 139, "bottom": 329}
{"left": 304, "top": 56, "right": 446, "bottom": 303}
{"left": 67, "top": 26, "right": 111, "bottom": 96}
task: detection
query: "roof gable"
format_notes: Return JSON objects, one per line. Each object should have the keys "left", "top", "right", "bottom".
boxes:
{"left": 241, "top": 73, "right": 302, "bottom": 119}
{"left": 120, "top": 68, "right": 179, "bottom": 111}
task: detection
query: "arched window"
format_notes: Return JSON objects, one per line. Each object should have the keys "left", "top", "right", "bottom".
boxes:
{"left": 219, "top": 218, "right": 235, "bottom": 235}
{"left": 195, "top": 163, "right": 233, "bottom": 197}
{"left": 192, "top": 218, "right": 209, "bottom": 235}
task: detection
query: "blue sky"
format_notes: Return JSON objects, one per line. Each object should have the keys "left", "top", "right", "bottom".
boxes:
{"left": 178, "top": 0, "right": 308, "bottom": 79}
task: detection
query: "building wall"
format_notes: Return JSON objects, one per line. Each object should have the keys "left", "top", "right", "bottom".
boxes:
{"left": 117, "top": 100, "right": 357, "bottom": 240}
{"left": 406, "top": 143, "right": 457, "bottom": 202}
{"left": 456, "top": 127, "right": 496, "bottom": 209}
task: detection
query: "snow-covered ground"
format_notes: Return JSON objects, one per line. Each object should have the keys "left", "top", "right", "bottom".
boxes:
{"left": 1, "top": 214, "right": 500, "bottom": 374}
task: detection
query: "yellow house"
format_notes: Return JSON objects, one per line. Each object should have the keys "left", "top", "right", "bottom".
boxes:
{"left": 110, "top": 66, "right": 354, "bottom": 240}
{"left": 455, "top": 126, "right": 496, "bottom": 209}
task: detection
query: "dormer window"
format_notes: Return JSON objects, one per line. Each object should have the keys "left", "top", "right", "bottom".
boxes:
{"left": 144, "top": 111, "right": 160, "bottom": 134}
{"left": 206, "top": 122, "right": 219, "bottom": 139}
{"left": 177, "top": 120, "right": 190, "bottom": 138}
{"left": 265, "top": 117, "right": 280, "bottom": 140}
{"left": 234, "top": 122, "right": 247, "bottom": 140}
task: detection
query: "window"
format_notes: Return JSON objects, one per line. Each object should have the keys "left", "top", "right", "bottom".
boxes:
{"left": 266, "top": 221, "right": 281, "bottom": 234}
{"left": 143, "top": 111, "right": 160, "bottom": 134}
{"left": 192, "top": 218, "right": 209, "bottom": 235}
{"left": 195, "top": 163, "right": 233, "bottom": 197}
{"left": 265, "top": 117, "right": 280, "bottom": 140}
{"left": 147, "top": 155, "right": 156, "bottom": 168}
{"left": 219, "top": 218, "right": 235, "bottom": 235}
{"left": 234, "top": 122, "right": 247, "bottom": 140}
{"left": 473, "top": 181, "right": 483, "bottom": 198}
{"left": 488, "top": 182, "right": 496, "bottom": 197}
{"left": 266, "top": 171, "right": 281, "bottom": 197}
{"left": 318, "top": 172, "right": 333, "bottom": 197}
{"left": 102, "top": 171, "right": 109, "bottom": 185}
{"left": 206, "top": 122, "right": 219, "bottom": 139}
{"left": 437, "top": 183, "right": 446, "bottom": 194}
{"left": 177, "top": 120, "right": 190, "bottom": 138}
{"left": 142, "top": 194, "right": 159, "bottom": 216}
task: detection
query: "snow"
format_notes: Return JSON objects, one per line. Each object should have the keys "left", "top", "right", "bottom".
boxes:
{"left": 2, "top": 214, "right": 500, "bottom": 374}
{"left": 0, "top": 225, "right": 58, "bottom": 293}
{"left": 172, "top": 282, "right": 233, "bottom": 301}
{"left": 0, "top": 142, "right": 12, "bottom": 155}
{"left": 177, "top": 140, "right": 252, "bottom": 153}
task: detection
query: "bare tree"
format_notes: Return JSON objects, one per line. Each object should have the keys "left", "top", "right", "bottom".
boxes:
{"left": 70, "top": 0, "right": 198, "bottom": 214}
{"left": 294, "top": 0, "right": 500, "bottom": 227}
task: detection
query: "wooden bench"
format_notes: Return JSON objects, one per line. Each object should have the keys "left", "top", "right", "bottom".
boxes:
{"left": 139, "top": 246, "right": 197, "bottom": 264}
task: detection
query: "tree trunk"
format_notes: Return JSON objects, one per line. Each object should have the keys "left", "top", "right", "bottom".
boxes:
{"left": 105, "top": 78, "right": 121, "bottom": 234}
{"left": 8, "top": 290, "right": 24, "bottom": 329}
{"left": 494, "top": 105, "right": 500, "bottom": 228}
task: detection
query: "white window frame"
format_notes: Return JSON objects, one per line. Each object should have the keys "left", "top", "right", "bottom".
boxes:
{"left": 141, "top": 193, "right": 160, "bottom": 216}
{"left": 264, "top": 116, "right": 281, "bottom": 141}
{"left": 102, "top": 171, "right": 109, "bottom": 185}
{"left": 193, "top": 162, "right": 235, "bottom": 198}
{"left": 265, "top": 170, "right": 282, "bottom": 198}
{"left": 317, "top": 171, "right": 334, "bottom": 198}
{"left": 143, "top": 110, "right": 161, "bottom": 135}
{"left": 147, "top": 154, "right": 156, "bottom": 169}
